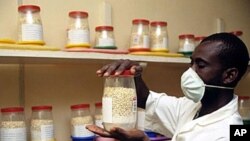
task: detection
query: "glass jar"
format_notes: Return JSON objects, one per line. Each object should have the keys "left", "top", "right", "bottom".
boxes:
{"left": 238, "top": 96, "right": 250, "bottom": 125}
{"left": 129, "top": 19, "right": 150, "bottom": 52}
{"left": 70, "top": 104, "right": 95, "bottom": 138}
{"left": 66, "top": 11, "right": 90, "bottom": 48}
{"left": 94, "top": 26, "right": 116, "bottom": 49}
{"left": 31, "top": 105, "right": 55, "bottom": 141}
{"left": 150, "top": 21, "right": 169, "bottom": 52}
{"left": 0, "top": 107, "right": 27, "bottom": 141}
{"left": 178, "top": 34, "right": 195, "bottom": 57}
{"left": 94, "top": 102, "right": 103, "bottom": 128}
{"left": 102, "top": 70, "right": 137, "bottom": 131}
{"left": 17, "top": 5, "right": 44, "bottom": 45}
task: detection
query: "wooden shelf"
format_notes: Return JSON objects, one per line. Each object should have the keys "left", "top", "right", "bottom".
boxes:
{"left": 0, "top": 49, "right": 191, "bottom": 64}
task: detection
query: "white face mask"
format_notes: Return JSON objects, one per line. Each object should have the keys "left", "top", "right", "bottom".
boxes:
{"left": 181, "top": 68, "right": 234, "bottom": 103}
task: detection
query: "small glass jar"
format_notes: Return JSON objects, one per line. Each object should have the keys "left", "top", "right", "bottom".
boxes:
{"left": 70, "top": 104, "right": 94, "bottom": 138}
{"left": 178, "top": 34, "right": 195, "bottom": 56}
{"left": 238, "top": 96, "right": 250, "bottom": 125}
{"left": 102, "top": 70, "right": 137, "bottom": 131}
{"left": 94, "top": 102, "right": 103, "bottom": 128}
{"left": 17, "top": 5, "right": 44, "bottom": 45}
{"left": 0, "top": 107, "right": 27, "bottom": 141}
{"left": 66, "top": 11, "right": 90, "bottom": 48}
{"left": 150, "top": 21, "right": 169, "bottom": 52}
{"left": 129, "top": 19, "right": 150, "bottom": 52}
{"left": 94, "top": 26, "right": 116, "bottom": 49}
{"left": 31, "top": 105, "right": 55, "bottom": 141}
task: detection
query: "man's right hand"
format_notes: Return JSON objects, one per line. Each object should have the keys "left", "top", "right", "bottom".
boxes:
{"left": 96, "top": 59, "right": 143, "bottom": 77}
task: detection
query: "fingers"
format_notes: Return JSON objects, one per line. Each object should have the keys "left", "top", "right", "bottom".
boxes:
{"left": 96, "top": 59, "right": 142, "bottom": 77}
{"left": 86, "top": 125, "right": 112, "bottom": 137}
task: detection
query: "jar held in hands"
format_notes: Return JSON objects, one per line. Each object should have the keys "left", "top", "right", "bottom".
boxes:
{"left": 102, "top": 70, "right": 137, "bottom": 131}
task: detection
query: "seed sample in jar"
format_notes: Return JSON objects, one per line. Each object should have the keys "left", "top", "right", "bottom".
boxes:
{"left": 30, "top": 105, "right": 55, "bottom": 141}
{"left": 150, "top": 21, "right": 169, "bottom": 52}
{"left": 129, "top": 19, "right": 150, "bottom": 52}
{"left": 17, "top": 5, "right": 45, "bottom": 45}
{"left": 102, "top": 70, "right": 137, "bottom": 131}
{"left": 66, "top": 11, "right": 90, "bottom": 48}
{"left": 0, "top": 107, "right": 27, "bottom": 141}
{"left": 70, "top": 104, "right": 95, "bottom": 139}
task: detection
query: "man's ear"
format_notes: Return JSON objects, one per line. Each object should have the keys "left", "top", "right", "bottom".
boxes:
{"left": 223, "top": 68, "right": 238, "bottom": 84}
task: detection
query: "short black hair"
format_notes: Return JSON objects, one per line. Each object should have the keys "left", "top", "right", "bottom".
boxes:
{"left": 201, "top": 32, "right": 249, "bottom": 85}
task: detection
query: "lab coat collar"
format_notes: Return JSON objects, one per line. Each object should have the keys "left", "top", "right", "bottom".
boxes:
{"left": 179, "top": 95, "right": 238, "bottom": 133}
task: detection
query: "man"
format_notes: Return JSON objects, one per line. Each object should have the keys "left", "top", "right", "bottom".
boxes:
{"left": 87, "top": 33, "right": 249, "bottom": 141}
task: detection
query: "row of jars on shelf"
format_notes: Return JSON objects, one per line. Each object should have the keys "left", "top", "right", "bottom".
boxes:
{"left": 17, "top": 4, "right": 227, "bottom": 54}
{"left": 0, "top": 103, "right": 103, "bottom": 141}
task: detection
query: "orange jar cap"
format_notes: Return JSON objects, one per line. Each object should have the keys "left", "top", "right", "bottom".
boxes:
{"left": 18, "top": 5, "right": 40, "bottom": 13}
{"left": 69, "top": 11, "right": 88, "bottom": 18}
{"left": 1, "top": 107, "right": 24, "bottom": 113}
{"left": 95, "top": 26, "right": 114, "bottom": 31}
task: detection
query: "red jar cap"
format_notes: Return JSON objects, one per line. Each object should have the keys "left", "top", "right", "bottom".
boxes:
{"left": 239, "top": 96, "right": 250, "bottom": 100}
{"left": 109, "top": 70, "right": 134, "bottom": 76}
{"left": 179, "top": 34, "right": 195, "bottom": 39}
{"left": 95, "top": 26, "right": 113, "bottom": 31}
{"left": 194, "top": 36, "right": 206, "bottom": 41}
{"left": 132, "top": 19, "right": 150, "bottom": 25}
{"left": 150, "top": 21, "right": 167, "bottom": 27}
{"left": 69, "top": 11, "right": 88, "bottom": 18}
{"left": 230, "top": 31, "right": 243, "bottom": 36}
{"left": 1, "top": 107, "right": 24, "bottom": 113}
{"left": 71, "top": 104, "right": 90, "bottom": 109}
{"left": 18, "top": 5, "right": 40, "bottom": 13}
{"left": 95, "top": 102, "right": 102, "bottom": 107}
{"left": 32, "top": 105, "right": 52, "bottom": 111}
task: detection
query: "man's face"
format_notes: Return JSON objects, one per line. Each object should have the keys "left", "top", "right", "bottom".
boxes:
{"left": 190, "top": 41, "right": 225, "bottom": 86}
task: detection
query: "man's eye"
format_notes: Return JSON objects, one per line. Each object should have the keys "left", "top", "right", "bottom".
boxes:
{"left": 197, "top": 62, "right": 206, "bottom": 68}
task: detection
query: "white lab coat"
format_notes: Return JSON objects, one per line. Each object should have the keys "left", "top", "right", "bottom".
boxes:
{"left": 144, "top": 91, "right": 243, "bottom": 141}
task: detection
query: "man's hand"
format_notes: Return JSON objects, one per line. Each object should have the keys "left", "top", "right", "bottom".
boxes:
{"left": 96, "top": 59, "right": 143, "bottom": 77}
{"left": 86, "top": 125, "right": 150, "bottom": 141}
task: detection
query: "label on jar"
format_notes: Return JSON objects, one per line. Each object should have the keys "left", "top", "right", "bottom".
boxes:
{"left": 72, "top": 124, "right": 95, "bottom": 137}
{"left": 31, "top": 124, "right": 54, "bottom": 140}
{"left": 0, "top": 127, "right": 27, "bottom": 141}
{"left": 102, "top": 97, "right": 113, "bottom": 123}
{"left": 97, "top": 38, "right": 114, "bottom": 46}
{"left": 21, "top": 24, "right": 43, "bottom": 41}
{"left": 68, "top": 29, "right": 90, "bottom": 44}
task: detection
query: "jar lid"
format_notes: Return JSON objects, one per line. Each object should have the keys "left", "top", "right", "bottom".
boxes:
{"left": 230, "top": 31, "right": 243, "bottom": 36}
{"left": 32, "top": 105, "right": 52, "bottom": 111}
{"left": 1, "top": 107, "right": 24, "bottom": 113}
{"left": 95, "top": 102, "right": 102, "bottom": 107}
{"left": 18, "top": 5, "right": 40, "bottom": 13}
{"left": 109, "top": 70, "right": 134, "bottom": 76}
{"left": 239, "top": 96, "right": 250, "bottom": 100}
{"left": 179, "top": 34, "right": 195, "bottom": 39}
{"left": 132, "top": 19, "right": 150, "bottom": 25}
{"left": 194, "top": 36, "right": 206, "bottom": 41}
{"left": 69, "top": 11, "right": 88, "bottom": 18}
{"left": 71, "top": 104, "right": 90, "bottom": 109}
{"left": 95, "top": 26, "right": 113, "bottom": 31}
{"left": 150, "top": 21, "right": 167, "bottom": 27}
